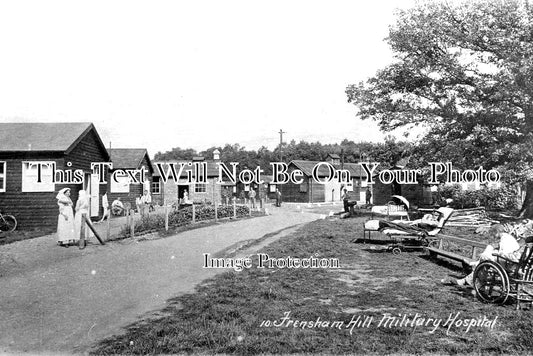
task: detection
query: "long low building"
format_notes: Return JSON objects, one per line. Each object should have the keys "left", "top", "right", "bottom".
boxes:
{"left": 280, "top": 154, "right": 369, "bottom": 204}
{"left": 0, "top": 122, "right": 111, "bottom": 229}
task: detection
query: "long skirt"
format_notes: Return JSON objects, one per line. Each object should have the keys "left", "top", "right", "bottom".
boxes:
{"left": 74, "top": 209, "right": 93, "bottom": 239}
{"left": 57, "top": 208, "right": 76, "bottom": 245}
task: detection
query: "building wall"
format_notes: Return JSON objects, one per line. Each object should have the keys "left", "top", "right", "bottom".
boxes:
{"left": 151, "top": 176, "right": 163, "bottom": 205}
{"left": 107, "top": 155, "right": 153, "bottom": 211}
{"left": 65, "top": 129, "right": 111, "bottom": 218}
{"left": 0, "top": 155, "right": 64, "bottom": 230}
{"left": 0, "top": 129, "right": 109, "bottom": 229}
{"left": 163, "top": 181, "right": 180, "bottom": 206}
{"left": 372, "top": 179, "right": 428, "bottom": 208}
{"left": 373, "top": 180, "right": 394, "bottom": 205}
{"left": 280, "top": 174, "right": 309, "bottom": 203}
{"left": 309, "top": 180, "right": 325, "bottom": 203}
{"left": 189, "top": 178, "right": 221, "bottom": 203}
{"left": 160, "top": 178, "right": 223, "bottom": 205}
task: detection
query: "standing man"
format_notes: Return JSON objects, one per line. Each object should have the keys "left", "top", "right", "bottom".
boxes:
{"left": 365, "top": 187, "right": 372, "bottom": 205}
{"left": 249, "top": 187, "right": 256, "bottom": 209}
{"left": 342, "top": 188, "right": 350, "bottom": 213}
{"left": 275, "top": 188, "right": 282, "bottom": 207}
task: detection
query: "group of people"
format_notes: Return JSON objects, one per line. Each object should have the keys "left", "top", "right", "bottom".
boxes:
{"left": 55, "top": 188, "right": 92, "bottom": 247}
{"left": 56, "top": 188, "right": 154, "bottom": 247}
{"left": 101, "top": 190, "right": 152, "bottom": 218}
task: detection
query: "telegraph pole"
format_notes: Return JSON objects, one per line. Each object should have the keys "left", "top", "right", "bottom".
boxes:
{"left": 278, "top": 129, "right": 285, "bottom": 162}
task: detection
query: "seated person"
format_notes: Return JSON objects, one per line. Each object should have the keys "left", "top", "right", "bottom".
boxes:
{"left": 417, "top": 212, "right": 440, "bottom": 229}
{"left": 443, "top": 223, "right": 533, "bottom": 286}
{"left": 111, "top": 197, "right": 125, "bottom": 216}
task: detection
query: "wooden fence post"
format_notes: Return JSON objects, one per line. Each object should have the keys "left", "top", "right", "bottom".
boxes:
{"left": 79, "top": 213, "right": 87, "bottom": 249}
{"left": 106, "top": 211, "right": 111, "bottom": 241}
{"left": 165, "top": 205, "right": 169, "bottom": 231}
{"left": 249, "top": 203, "right": 252, "bottom": 217}
{"left": 233, "top": 199, "right": 236, "bottom": 219}
{"left": 192, "top": 204, "right": 196, "bottom": 223}
{"left": 214, "top": 201, "right": 218, "bottom": 222}
{"left": 84, "top": 216, "right": 105, "bottom": 245}
{"left": 130, "top": 210, "right": 135, "bottom": 238}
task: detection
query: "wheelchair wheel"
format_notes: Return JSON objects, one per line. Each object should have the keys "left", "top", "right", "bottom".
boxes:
{"left": 473, "top": 261, "right": 510, "bottom": 304}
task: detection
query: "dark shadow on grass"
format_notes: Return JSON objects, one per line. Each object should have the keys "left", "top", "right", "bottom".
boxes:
{"left": 417, "top": 253, "right": 466, "bottom": 273}
{"left": 351, "top": 238, "right": 392, "bottom": 245}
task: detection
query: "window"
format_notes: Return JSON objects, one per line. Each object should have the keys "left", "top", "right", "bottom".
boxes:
{"left": 345, "top": 181, "right": 354, "bottom": 192}
{"left": 151, "top": 179, "right": 161, "bottom": 194}
{"left": 195, "top": 183, "right": 206, "bottom": 193}
{"left": 299, "top": 183, "right": 308, "bottom": 192}
{"left": 0, "top": 161, "right": 5, "bottom": 192}
{"left": 110, "top": 172, "right": 130, "bottom": 193}
{"left": 22, "top": 161, "right": 55, "bottom": 192}
{"left": 269, "top": 184, "right": 277, "bottom": 193}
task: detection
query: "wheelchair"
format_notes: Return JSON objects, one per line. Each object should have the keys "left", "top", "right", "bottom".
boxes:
{"left": 473, "top": 237, "right": 533, "bottom": 310}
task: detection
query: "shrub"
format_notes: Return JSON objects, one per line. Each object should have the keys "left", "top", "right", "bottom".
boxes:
{"left": 438, "top": 184, "right": 519, "bottom": 211}
{"left": 120, "top": 204, "right": 252, "bottom": 238}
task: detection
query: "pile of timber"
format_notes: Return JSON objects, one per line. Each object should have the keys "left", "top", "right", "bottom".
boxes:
{"left": 446, "top": 207, "right": 499, "bottom": 228}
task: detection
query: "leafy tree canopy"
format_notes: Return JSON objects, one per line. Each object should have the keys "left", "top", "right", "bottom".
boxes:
{"left": 346, "top": 0, "right": 533, "bottom": 215}
{"left": 347, "top": 0, "right": 533, "bottom": 178}
{"left": 154, "top": 137, "right": 413, "bottom": 173}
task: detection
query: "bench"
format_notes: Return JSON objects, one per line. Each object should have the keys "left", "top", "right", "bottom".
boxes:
{"left": 425, "top": 234, "right": 487, "bottom": 270}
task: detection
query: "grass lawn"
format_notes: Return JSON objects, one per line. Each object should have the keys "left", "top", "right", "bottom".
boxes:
{"left": 92, "top": 217, "right": 533, "bottom": 355}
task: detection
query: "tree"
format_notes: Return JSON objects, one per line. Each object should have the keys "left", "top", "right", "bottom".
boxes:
{"left": 346, "top": 0, "right": 533, "bottom": 217}
{"left": 154, "top": 147, "right": 198, "bottom": 161}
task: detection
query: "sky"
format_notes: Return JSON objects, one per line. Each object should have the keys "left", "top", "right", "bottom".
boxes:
{"left": 0, "top": 0, "right": 416, "bottom": 156}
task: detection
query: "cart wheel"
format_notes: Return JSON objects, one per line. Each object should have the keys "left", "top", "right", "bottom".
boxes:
{"left": 392, "top": 247, "right": 402, "bottom": 255}
{"left": 473, "top": 261, "right": 509, "bottom": 304}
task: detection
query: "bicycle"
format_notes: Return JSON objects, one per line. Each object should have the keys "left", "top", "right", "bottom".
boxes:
{"left": 0, "top": 211, "right": 17, "bottom": 233}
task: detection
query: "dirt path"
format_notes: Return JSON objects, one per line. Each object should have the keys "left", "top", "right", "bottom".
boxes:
{"left": 0, "top": 206, "right": 321, "bottom": 354}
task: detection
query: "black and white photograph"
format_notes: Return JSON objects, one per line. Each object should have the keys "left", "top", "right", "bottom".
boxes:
{"left": 1, "top": 0, "right": 533, "bottom": 354}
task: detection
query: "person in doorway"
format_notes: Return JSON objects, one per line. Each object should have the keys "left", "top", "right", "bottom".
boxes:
{"left": 183, "top": 190, "right": 190, "bottom": 204}
{"left": 365, "top": 187, "right": 372, "bottom": 205}
{"left": 56, "top": 188, "right": 76, "bottom": 247}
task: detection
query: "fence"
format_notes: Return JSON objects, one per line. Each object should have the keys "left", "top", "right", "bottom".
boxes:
{"left": 120, "top": 199, "right": 266, "bottom": 239}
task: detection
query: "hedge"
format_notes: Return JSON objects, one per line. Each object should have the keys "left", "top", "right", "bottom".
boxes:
{"left": 120, "top": 204, "right": 251, "bottom": 238}
{"left": 438, "top": 184, "right": 519, "bottom": 211}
